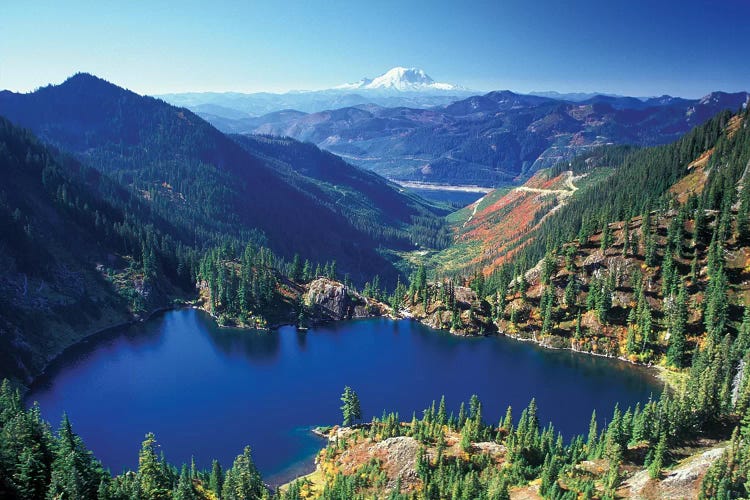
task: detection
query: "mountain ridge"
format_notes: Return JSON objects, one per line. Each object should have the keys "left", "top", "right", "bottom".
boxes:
{"left": 0, "top": 72, "right": 448, "bottom": 286}
{"left": 231, "top": 88, "right": 749, "bottom": 187}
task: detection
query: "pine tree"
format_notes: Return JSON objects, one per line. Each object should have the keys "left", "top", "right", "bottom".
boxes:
{"left": 502, "top": 406, "right": 513, "bottom": 433}
{"left": 14, "top": 446, "right": 49, "bottom": 500}
{"left": 704, "top": 266, "right": 729, "bottom": 342}
{"left": 541, "top": 289, "right": 554, "bottom": 335}
{"left": 639, "top": 300, "right": 653, "bottom": 349}
{"left": 222, "top": 447, "right": 263, "bottom": 500}
{"left": 541, "top": 253, "right": 556, "bottom": 285}
{"left": 600, "top": 222, "right": 612, "bottom": 253}
{"left": 596, "top": 279, "right": 611, "bottom": 324}
{"left": 564, "top": 275, "right": 577, "bottom": 308}
{"left": 586, "top": 411, "right": 598, "bottom": 459}
{"left": 437, "top": 396, "right": 446, "bottom": 426}
{"left": 290, "top": 254, "right": 302, "bottom": 282}
{"left": 137, "top": 433, "right": 170, "bottom": 499}
{"left": 47, "top": 413, "right": 105, "bottom": 500}
{"left": 626, "top": 323, "right": 638, "bottom": 355}
{"left": 174, "top": 464, "right": 198, "bottom": 500}
{"left": 209, "top": 459, "right": 223, "bottom": 497}
{"left": 648, "top": 432, "right": 667, "bottom": 479}
{"left": 667, "top": 281, "right": 688, "bottom": 368}
{"left": 644, "top": 228, "right": 657, "bottom": 267}
{"left": 661, "top": 249, "right": 675, "bottom": 297}
{"left": 460, "top": 421, "right": 473, "bottom": 452}
{"left": 340, "top": 386, "right": 362, "bottom": 426}
{"left": 622, "top": 220, "right": 630, "bottom": 257}
{"left": 302, "top": 259, "right": 312, "bottom": 282}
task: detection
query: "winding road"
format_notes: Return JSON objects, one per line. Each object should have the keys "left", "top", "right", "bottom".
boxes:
{"left": 462, "top": 171, "right": 583, "bottom": 228}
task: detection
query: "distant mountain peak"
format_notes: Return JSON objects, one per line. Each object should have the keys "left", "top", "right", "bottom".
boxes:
{"left": 336, "top": 67, "right": 462, "bottom": 92}
{"left": 52, "top": 72, "right": 129, "bottom": 96}
{"left": 62, "top": 72, "right": 113, "bottom": 87}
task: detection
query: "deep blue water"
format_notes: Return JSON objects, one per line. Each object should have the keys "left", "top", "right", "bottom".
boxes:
{"left": 28, "top": 309, "right": 660, "bottom": 485}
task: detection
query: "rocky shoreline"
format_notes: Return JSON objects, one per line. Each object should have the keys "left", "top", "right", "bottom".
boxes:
{"left": 23, "top": 302, "right": 188, "bottom": 393}
{"left": 200, "top": 275, "right": 666, "bottom": 386}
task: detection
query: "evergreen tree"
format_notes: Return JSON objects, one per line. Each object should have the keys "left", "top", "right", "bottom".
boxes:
{"left": 209, "top": 459, "right": 223, "bottom": 498}
{"left": 47, "top": 414, "right": 105, "bottom": 500}
{"left": 302, "top": 259, "right": 312, "bottom": 282}
{"left": 704, "top": 266, "right": 729, "bottom": 342}
{"left": 648, "top": 432, "right": 667, "bottom": 479}
{"left": 222, "top": 447, "right": 263, "bottom": 500}
{"left": 340, "top": 386, "right": 362, "bottom": 426}
{"left": 622, "top": 220, "right": 630, "bottom": 257}
{"left": 173, "top": 464, "right": 198, "bottom": 500}
{"left": 667, "top": 281, "right": 688, "bottom": 368}
{"left": 289, "top": 254, "right": 302, "bottom": 282}
{"left": 586, "top": 411, "right": 598, "bottom": 459}
{"left": 600, "top": 222, "right": 612, "bottom": 253}
{"left": 564, "top": 275, "right": 577, "bottom": 308}
{"left": 137, "top": 433, "right": 171, "bottom": 499}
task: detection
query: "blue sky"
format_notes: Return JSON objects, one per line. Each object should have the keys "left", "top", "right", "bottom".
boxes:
{"left": 1, "top": 0, "right": 748, "bottom": 97}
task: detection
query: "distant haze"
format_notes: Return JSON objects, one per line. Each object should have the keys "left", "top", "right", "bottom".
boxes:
{"left": 2, "top": 1, "right": 750, "bottom": 98}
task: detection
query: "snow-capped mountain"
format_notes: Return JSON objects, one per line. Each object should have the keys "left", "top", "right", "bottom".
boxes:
{"left": 336, "top": 67, "right": 462, "bottom": 92}
{"left": 156, "top": 67, "right": 472, "bottom": 117}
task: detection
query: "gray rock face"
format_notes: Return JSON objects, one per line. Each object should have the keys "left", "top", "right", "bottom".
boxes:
{"left": 306, "top": 278, "right": 380, "bottom": 321}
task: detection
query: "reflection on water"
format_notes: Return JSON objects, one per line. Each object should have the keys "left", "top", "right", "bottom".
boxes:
{"left": 28, "top": 309, "right": 661, "bottom": 486}
{"left": 205, "top": 323, "right": 282, "bottom": 363}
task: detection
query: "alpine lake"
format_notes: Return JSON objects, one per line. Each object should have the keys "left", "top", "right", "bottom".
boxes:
{"left": 28, "top": 309, "right": 661, "bottom": 486}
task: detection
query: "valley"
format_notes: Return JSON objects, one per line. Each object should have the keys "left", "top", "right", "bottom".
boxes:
{"left": 190, "top": 85, "right": 750, "bottom": 189}
{"left": 2, "top": 62, "right": 750, "bottom": 500}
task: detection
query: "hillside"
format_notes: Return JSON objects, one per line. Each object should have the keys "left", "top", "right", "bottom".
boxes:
{"left": 4, "top": 107, "right": 750, "bottom": 496}
{"left": 231, "top": 90, "right": 749, "bottom": 187}
{"left": 0, "top": 73, "right": 445, "bottom": 285}
{"left": 0, "top": 117, "right": 195, "bottom": 384}
{"left": 425, "top": 110, "right": 744, "bottom": 280}
{"left": 230, "top": 134, "right": 450, "bottom": 250}
{"left": 267, "top": 107, "right": 750, "bottom": 500}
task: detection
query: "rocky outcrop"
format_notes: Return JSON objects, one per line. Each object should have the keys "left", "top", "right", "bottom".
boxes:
{"left": 306, "top": 278, "right": 384, "bottom": 321}
{"left": 373, "top": 437, "right": 420, "bottom": 489}
{"left": 409, "top": 284, "right": 494, "bottom": 335}
{"left": 621, "top": 444, "right": 726, "bottom": 499}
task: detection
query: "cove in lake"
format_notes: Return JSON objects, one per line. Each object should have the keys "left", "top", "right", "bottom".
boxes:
{"left": 28, "top": 309, "right": 661, "bottom": 486}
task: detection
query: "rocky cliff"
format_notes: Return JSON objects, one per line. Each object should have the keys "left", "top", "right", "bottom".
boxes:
{"left": 305, "top": 278, "right": 385, "bottom": 321}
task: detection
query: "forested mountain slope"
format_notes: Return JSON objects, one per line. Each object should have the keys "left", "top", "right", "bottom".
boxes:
{"left": 431, "top": 109, "right": 747, "bottom": 279}
{"left": 0, "top": 115, "right": 421, "bottom": 384}
{"left": 0, "top": 74, "right": 445, "bottom": 285}
{"left": 0, "top": 117, "right": 197, "bottom": 383}
{"left": 252, "top": 105, "right": 750, "bottom": 500}
{"left": 2, "top": 104, "right": 750, "bottom": 499}
{"left": 230, "top": 134, "right": 450, "bottom": 250}
{"left": 236, "top": 90, "right": 748, "bottom": 186}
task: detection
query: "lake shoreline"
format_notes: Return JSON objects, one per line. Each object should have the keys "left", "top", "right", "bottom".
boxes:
{"left": 496, "top": 330, "right": 667, "bottom": 387}
{"left": 25, "top": 303, "right": 187, "bottom": 395}
{"left": 29, "top": 309, "right": 662, "bottom": 482}
{"left": 29, "top": 297, "right": 665, "bottom": 401}
{"left": 196, "top": 297, "right": 666, "bottom": 388}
